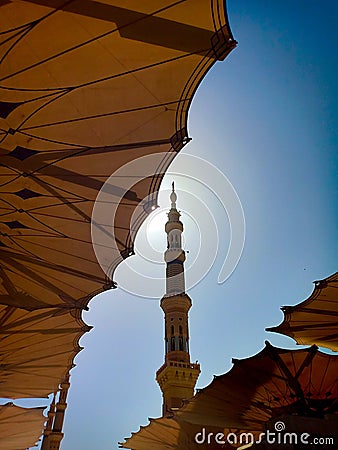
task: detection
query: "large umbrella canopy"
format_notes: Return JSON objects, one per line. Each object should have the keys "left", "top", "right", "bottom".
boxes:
{"left": 0, "top": 0, "right": 236, "bottom": 291}
{"left": 120, "top": 416, "right": 238, "bottom": 450}
{"left": 0, "top": 402, "right": 46, "bottom": 450}
{"left": 0, "top": 1, "right": 236, "bottom": 399}
{"left": 175, "top": 342, "right": 338, "bottom": 431}
{"left": 267, "top": 272, "right": 338, "bottom": 352}
{"left": 0, "top": 304, "right": 89, "bottom": 398}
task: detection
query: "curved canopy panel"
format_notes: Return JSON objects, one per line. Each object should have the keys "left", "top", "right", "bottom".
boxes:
{"left": 267, "top": 272, "right": 338, "bottom": 352}
{"left": 0, "top": 402, "right": 45, "bottom": 449}
{"left": 176, "top": 342, "right": 338, "bottom": 431}
{"left": 0, "top": 0, "right": 236, "bottom": 297}
{"left": 120, "top": 417, "right": 238, "bottom": 450}
{"left": 0, "top": 304, "right": 88, "bottom": 398}
{"left": 0, "top": 1, "right": 236, "bottom": 399}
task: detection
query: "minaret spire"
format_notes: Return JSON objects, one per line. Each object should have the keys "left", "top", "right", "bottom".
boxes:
{"left": 156, "top": 183, "right": 200, "bottom": 416}
{"left": 170, "top": 181, "right": 177, "bottom": 208}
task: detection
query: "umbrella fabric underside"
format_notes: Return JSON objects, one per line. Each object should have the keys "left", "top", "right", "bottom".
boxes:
{"left": 267, "top": 272, "right": 338, "bottom": 352}
{"left": 175, "top": 342, "right": 338, "bottom": 430}
{"left": 0, "top": 5, "right": 236, "bottom": 450}
{"left": 120, "top": 416, "right": 242, "bottom": 450}
{"left": 0, "top": 304, "right": 89, "bottom": 398}
{"left": 0, "top": 0, "right": 235, "bottom": 397}
{"left": 0, "top": 402, "right": 46, "bottom": 450}
{"left": 122, "top": 344, "right": 338, "bottom": 449}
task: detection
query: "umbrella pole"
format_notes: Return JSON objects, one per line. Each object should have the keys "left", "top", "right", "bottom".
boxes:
{"left": 46, "top": 374, "right": 71, "bottom": 450}
{"left": 41, "top": 392, "right": 56, "bottom": 450}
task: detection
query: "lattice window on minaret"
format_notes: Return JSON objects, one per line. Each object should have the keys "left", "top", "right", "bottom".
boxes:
{"left": 179, "top": 336, "right": 183, "bottom": 351}
{"left": 170, "top": 336, "right": 175, "bottom": 351}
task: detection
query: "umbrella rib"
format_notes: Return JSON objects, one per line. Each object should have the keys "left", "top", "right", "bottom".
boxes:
{"left": 24, "top": 198, "right": 90, "bottom": 213}
{"left": 0, "top": 306, "right": 17, "bottom": 328}
{"left": 21, "top": 100, "right": 181, "bottom": 131}
{"left": 2, "top": 220, "right": 65, "bottom": 239}
{"left": 18, "top": 128, "right": 88, "bottom": 149}
{"left": 267, "top": 344, "right": 307, "bottom": 405}
{"left": 293, "top": 307, "right": 338, "bottom": 317}
{"left": 1, "top": 326, "right": 83, "bottom": 335}
{"left": 32, "top": 167, "right": 135, "bottom": 214}
{"left": 1, "top": 264, "right": 90, "bottom": 303}
{"left": 0, "top": 174, "right": 21, "bottom": 189}
{"left": 0, "top": 248, "right": 104, "bottom": 284}
{"left": 317, "top": 356, "right": 331, "bottom": 394}
{"left": 295, "top": 346, "right": 317, "bottom": 379}
{"left": 0, "top": 0, "right": 75, "bottom": 68}
{"left": 0, "top": 266, "right": 20, "bottom": 298}
{"left": 318, "top": 332, "right": 338, "bottom": 342}
{"left": 13, "top": 235, "right": 101, "bottom": 267}
{"left": 1, "top": 255, "right": 80, "bottom": 302}
{"left": 17, "top": 89, "right": 70, "bottom": 131}
{"left": 2, "top": 346, "right": 79, "bottom": 367}
{"left": 1, "top": 235, "right": 44, "bottom": 260}
{"left": 0, "top": 0, "right": 189, "bottom": 83}
{"left": 0, "top": 307, "right": 70, "bottom": 332}
{"left": 284, "top": 322, "right": 338, "bottom": 332}
{"left": 14, "top": 264, "right": 93, "bottom": 297}
{"left": 1, "top": 333, "right": 81, "bottom": 358}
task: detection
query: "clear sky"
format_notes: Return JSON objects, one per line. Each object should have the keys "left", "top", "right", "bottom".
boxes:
{"left": 26, "top": 1, "right": 337, "bottom": 449}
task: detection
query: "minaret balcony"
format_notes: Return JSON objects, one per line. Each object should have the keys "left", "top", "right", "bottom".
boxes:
{"left": 161, "top": 293, "right": 192, "bottom": 312}
{"left": 156, "top": 360, "right": 200, "bottom": 378}
{"left": 165, "top": 218, "right": 183, "bottom": 233}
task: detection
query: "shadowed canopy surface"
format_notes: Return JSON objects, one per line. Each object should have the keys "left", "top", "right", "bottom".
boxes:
{"left": 0, "top": 402, "right": 46, "bottom": 449}
{"left": 267, "top": 272, "right": 338, "bottom": 352}
{"left": 120, "top": 416, "right": 238, "bottom": 450}
{"left": 0, "top": 2, "right": 236, "bottom": 449}
{"left": 0, "top": 0, "right": 236, "bottom": 403}
{"left": 0, "top": 305, "right": 90, "bottom": 398}
{"left": 175, "top": 342, "right": 338, "bottom": 431}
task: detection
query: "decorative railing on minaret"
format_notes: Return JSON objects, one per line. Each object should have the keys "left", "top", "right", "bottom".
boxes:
{"left": 156, "top": 183, "right": 200, "bottom": 416}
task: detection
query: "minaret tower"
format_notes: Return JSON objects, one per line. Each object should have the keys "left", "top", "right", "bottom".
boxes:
{"left": 156, "top": 183, "right": 200, "bottom": 416}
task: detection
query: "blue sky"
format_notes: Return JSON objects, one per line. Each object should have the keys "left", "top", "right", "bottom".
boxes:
{"left": 30, "top": 1, "right": 337, "bottom": 449}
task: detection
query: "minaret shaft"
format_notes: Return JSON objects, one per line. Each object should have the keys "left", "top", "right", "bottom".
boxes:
{"left": 156, "top": 183, "right": 200, "bottom": 416}
{"left": 164, "top": 182, "right": 186, "bottom": 296}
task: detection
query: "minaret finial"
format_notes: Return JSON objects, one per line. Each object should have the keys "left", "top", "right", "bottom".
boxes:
{"left": 170, "top": 181, "right": 177, "bottom": 209}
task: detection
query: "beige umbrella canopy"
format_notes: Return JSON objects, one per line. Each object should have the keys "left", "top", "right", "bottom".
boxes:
{"left": 0, "top": 0, "right": 236, "bottom": 290}
{"left": 0, "top": 402, "right": 46, "bottom": 450}
{"left": 267, "top": 272, "right": 338, "bottom": 352}
{"left": 175, "top": 342, "right": 338, "bottom": 431}
{"left": 0, "top": 303, "right": 89, "bottom": 399}
{"left": 0, "top": 0, "right": 236, "bottom": 402}
{"left": 120, "top": 416, "right": 238, "bottom": 450}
